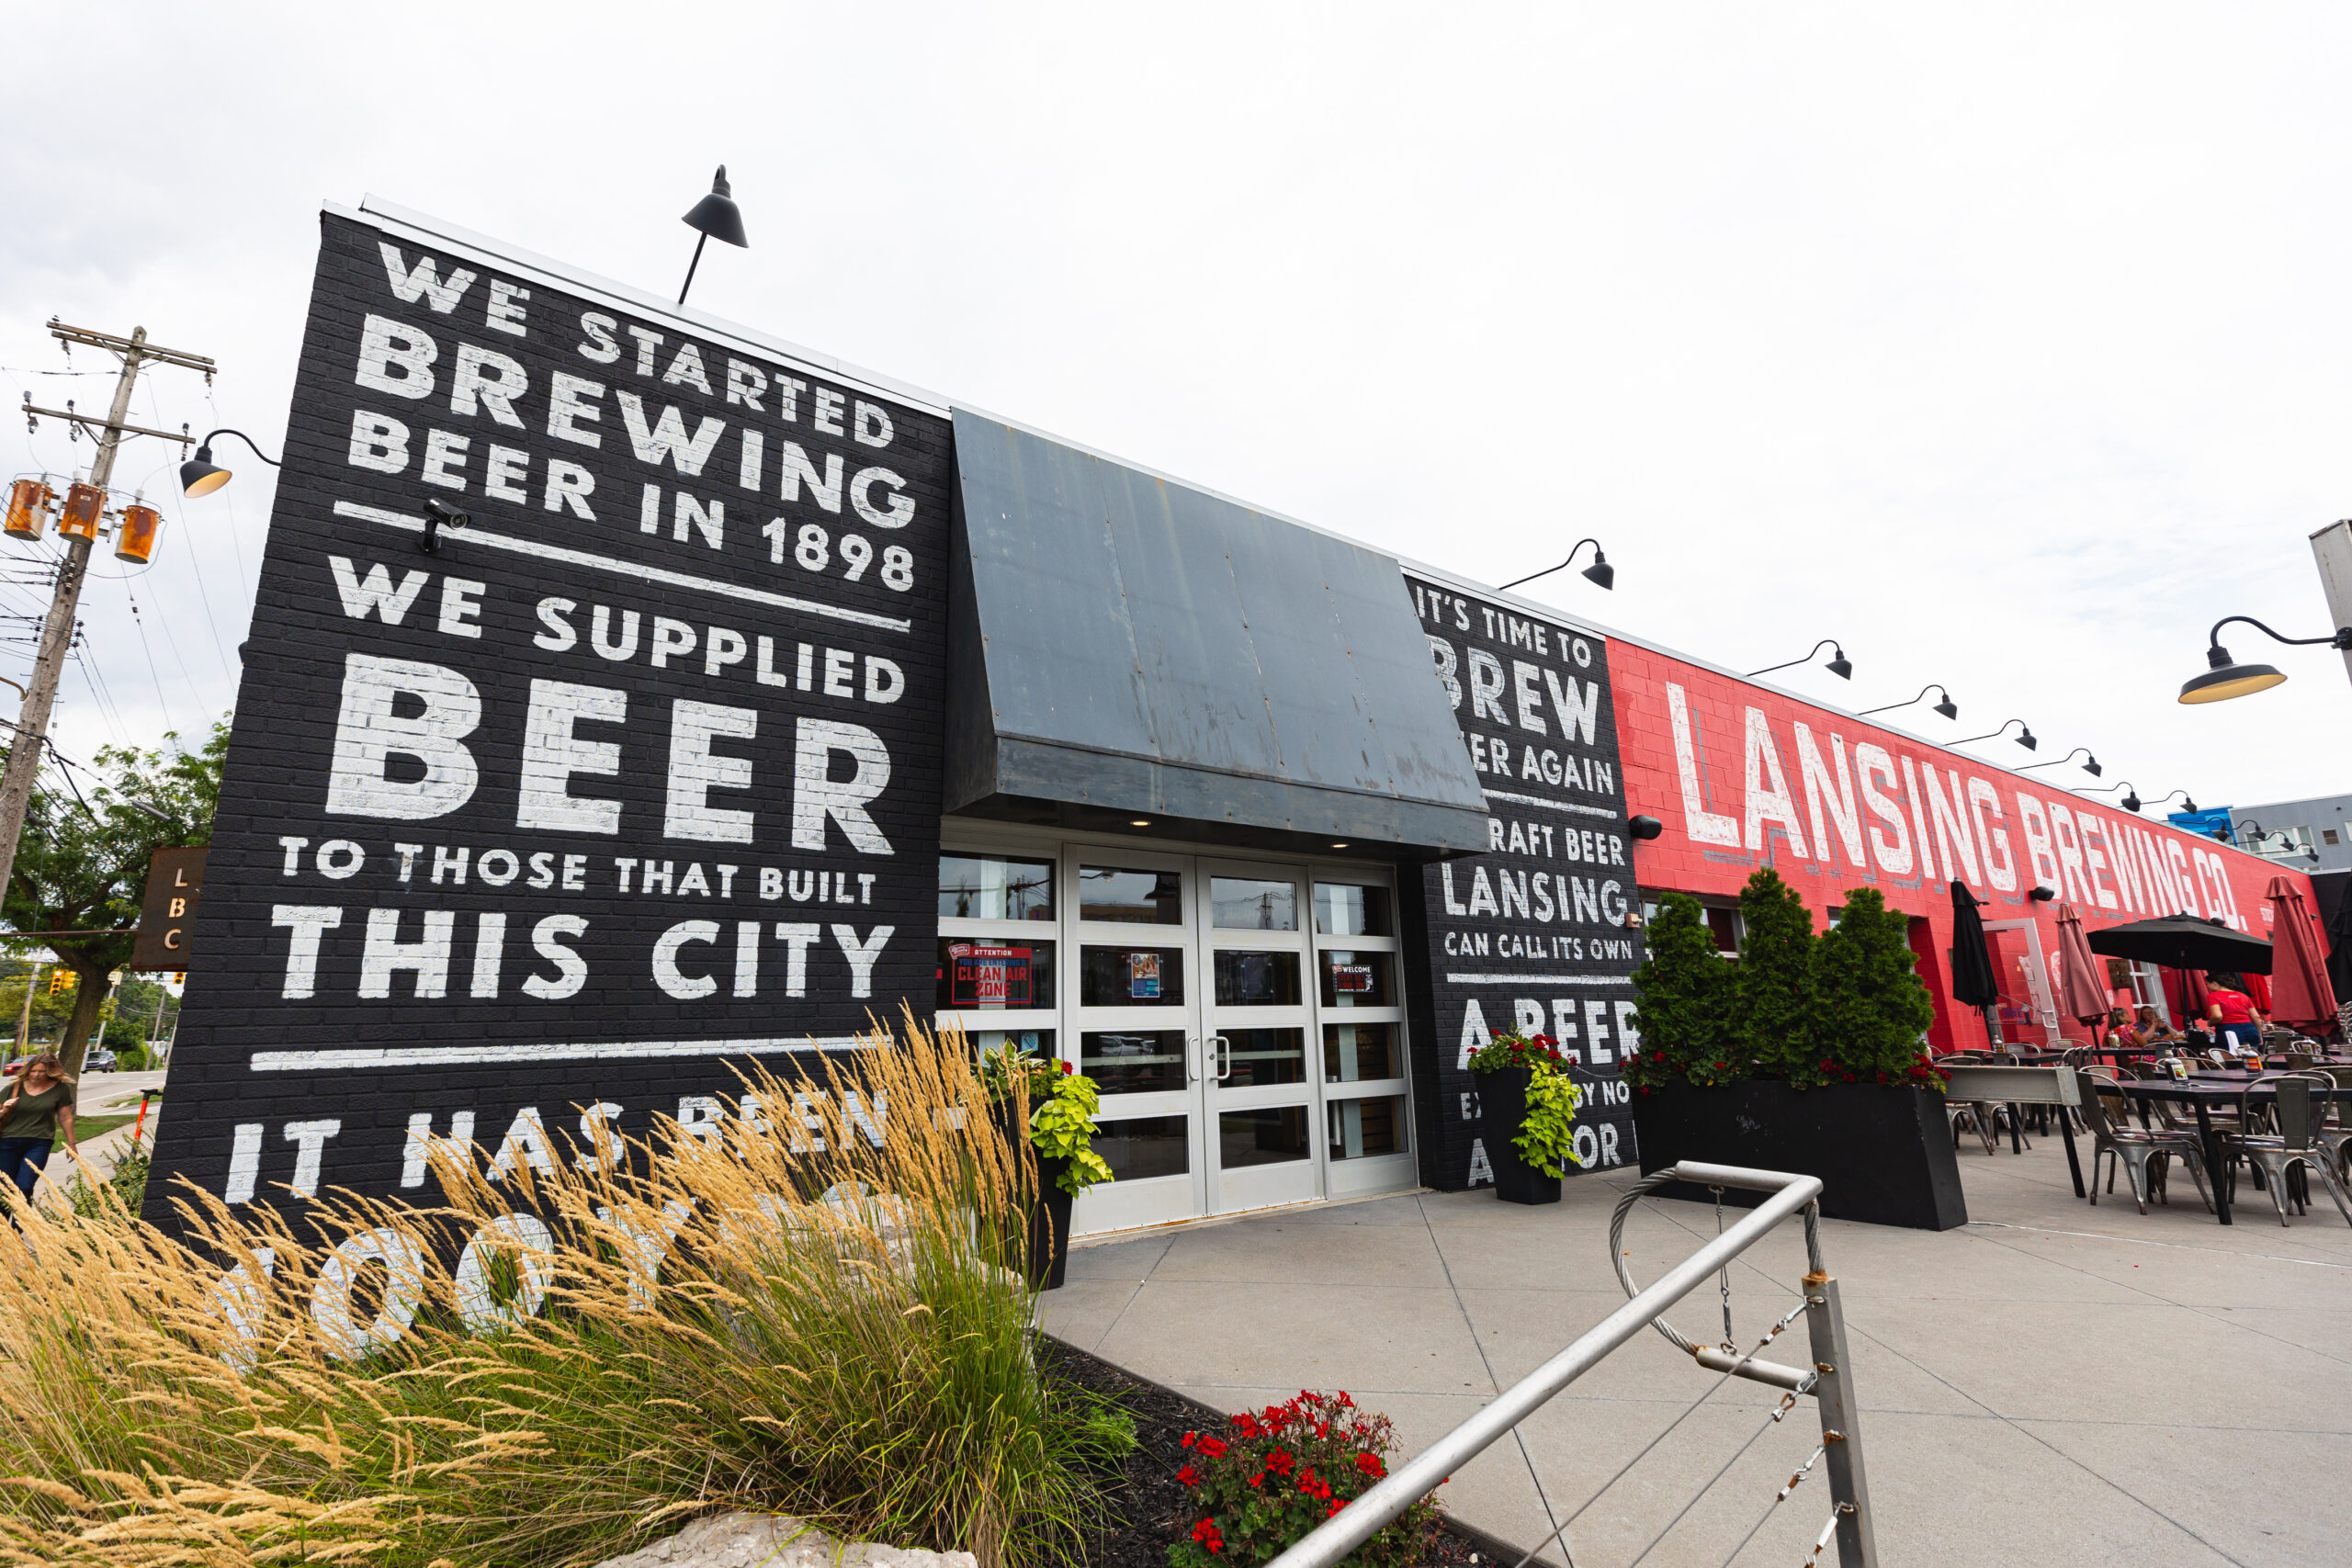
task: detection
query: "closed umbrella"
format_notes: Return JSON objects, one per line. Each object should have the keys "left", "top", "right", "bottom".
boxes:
{"left": 1948, "top": 880, "right": 2002, "bottom": 1044}
{"left": 2265, "top": 874, "right": 2340, "bottom": 1027}
{"left": 2052, "top": 903, "right": 2110, "bottom": 1033}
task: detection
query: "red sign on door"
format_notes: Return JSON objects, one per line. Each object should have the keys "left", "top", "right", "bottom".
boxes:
{"left": 948, "top": 944, "right": 1033, "bottom": 1007}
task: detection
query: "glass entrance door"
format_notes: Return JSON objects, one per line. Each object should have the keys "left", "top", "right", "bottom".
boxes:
{"left": 1200, "top": 862, "right": 1317, "bottom": 1213}
{"left": 1068, "top": 852, "right": 1206, "bottom": 1231}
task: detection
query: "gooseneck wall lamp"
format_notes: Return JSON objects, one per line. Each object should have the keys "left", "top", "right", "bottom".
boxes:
{"left": 177, "top": 429, "right": 282, "bottom": 497}
{"left": 1498, "top": 537, "right": 1612, "bottom": 592}
{"left": 2179, "top": 615, "right": 2352, "bottom": 704}
{"left": 1857, "top": 683, "right": 1958, "bottom": 722}
{"left": 2078, "top": 780, "right": 2143, "bottom": 814}
{"left": 2233, "top": 819, "right": 2319, "bottom": 863}
{"left": 1955, "top": 718, "right": 2037, "bottom": 751}
{"left": 2150, "top": 789, "right": 2199, "bottom": 816}
{"left": 1746, "top": 639, "right": 1852, "bottom": 681}
{"left": 678, "top": 165, "right": 750, "bottom": 306}
{"left": 2020, "top": 746, "right": 2100, "bottom": 778}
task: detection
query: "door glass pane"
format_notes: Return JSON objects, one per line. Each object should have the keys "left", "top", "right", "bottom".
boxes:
{"left": 1211, "top": 877, "right": 1297, "bottom": 931}
{"left": 1080, "top": 946, "right": 1186, "bottom": 1006}
{"left": 1323, "top": 1022, "right": 1396, "bottom": 1083}
{"left": 936, "top": 940, "right": 1054, "bottom": 1009}
{"left": 1328, "top": 1096, "right": 1408, "bottom": 1159}
{"left": 1219, "top": 1107, "right": 1309, "bottom": 1168}
{"left": 1213, "top": 950, "right": 1301, "bottom": 1006}
{"left": 1082, "top": 1030, "right": 1189, "bottom": 1094}
{"left": 1314, "top": 883, "right": 1392, "bottom": 937}
{"left": 968, "top": 1028, "right": 1056, "bottom": 1058}
{"left": 938, "top": 854, "right": 1055, "bottom": 921}
{"left": 1219, "top": 1027, "right": 1305, "bottom": 1087}
{"left": 1095, "top": 1115, "right": 1190, "bottom": 1180}
{"left": 1080, "top": 866, "right": 1183, "bottom": 924}
{"left": 1318, "top": 950, "right": 1392, "bottom": 1008}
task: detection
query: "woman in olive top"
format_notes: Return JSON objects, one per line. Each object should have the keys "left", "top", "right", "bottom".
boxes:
{"left": 0, "top": 1053, "right": 76, "bottom": 1201}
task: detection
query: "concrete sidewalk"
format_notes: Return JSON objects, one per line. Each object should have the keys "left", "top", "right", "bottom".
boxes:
{"left": 1042, "top": 1131, "right": 2352, "bottom": 1567}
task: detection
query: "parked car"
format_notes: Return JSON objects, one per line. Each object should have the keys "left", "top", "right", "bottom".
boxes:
{"left": 83, "top": 1049, "right": 117, "bottom": 1073}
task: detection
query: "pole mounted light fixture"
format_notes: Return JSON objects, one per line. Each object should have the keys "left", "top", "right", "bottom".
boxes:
{"left": 2179, "top": 614, "right": 2352, "bottom": 704}
{"left": 1857, "top": 682, "right": 1957, "bottom": 721}
{"left": 1498, "top": 537, "right": 1611, "bottom": 592}
{"left": 2078, "top": 779, "right": 2143, "bottom": 813}
{"left": 678, "top": 165, "right": 750, "bottom": 306}
{"left": 2019, "top": 746, "right": 2099, "bottom": 777}
{"left": 1746, "top": 639, "right": 1851, "bottom": 681}
{"left": 2149, "top": 788, "right": 2198, "bottom": 816}
{"left": 1955, "top": 717, "right": 2036, "bottom": 751}
{"left": 177, "top": 428, "right": 281, "bottom": 498}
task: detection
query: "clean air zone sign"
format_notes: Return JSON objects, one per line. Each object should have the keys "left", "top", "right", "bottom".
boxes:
{"left": 144, "top": 208, "right": 950, "bottom": 1219}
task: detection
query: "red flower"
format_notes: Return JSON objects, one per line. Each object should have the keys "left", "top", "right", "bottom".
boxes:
{"left": 1337, "top": 1393, "right": 1353, "bottom": 1408}
{"left": 1060, "top": 1058, "right": 1074, "bottom": 1073}
{"left": 1234, "top": 1414, "right": 1261, "bottom": 1438}
{"left": 1181, "top": 1431, "right": 1196, "bottom": 1449}
{"left": 1191, "top": 1518, "right": 1224, "bottom": 1554}
{"left": 1177, "top": 1464, "right": 1200, "bottom": 1487}
{"left": 1355, "top": 1451, "right": 1385, "bottom": 1478}
{"left": 1198, "top": 1436, "right": 1228, "bottom": 1458}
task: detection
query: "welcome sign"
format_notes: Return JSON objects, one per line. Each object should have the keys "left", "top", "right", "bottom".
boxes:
{"left": 145, "top": 207, "right": 950, "bottom": 1221}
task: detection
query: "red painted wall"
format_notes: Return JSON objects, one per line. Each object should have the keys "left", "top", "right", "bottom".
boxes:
{"left": 1609, "top": 642, "right": 2323, "bottom": 1046}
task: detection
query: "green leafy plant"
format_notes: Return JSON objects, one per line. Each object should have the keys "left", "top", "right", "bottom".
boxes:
{"left": 1466, "top": 1028, "right": 1586, "bottom": 1177}
{"left": 1733, "top": 866, "right": 1818, "bottom": 1083}
{"left": 1028, "top": 1064, "right": 1115, "bottom": 1196}
{"left": 1515, "top": 1067, "right": 1586, "bottom": 1178}
{"left": 1810, "top": 886, "right": 1945, "bottom": 1090}
{"left": 1627, "top": 874, "right": 1946, "bottom": 1094}
{"left": 1167, "top": 1391, "right": 1440, "bottom": 1567}
{"left": 1623, "top": 892, "right": 1738, "bottom": 1089}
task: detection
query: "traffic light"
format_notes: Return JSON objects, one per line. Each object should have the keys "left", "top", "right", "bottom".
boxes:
{"left": 47, "top": 970, "right": 74, "bottom": 997}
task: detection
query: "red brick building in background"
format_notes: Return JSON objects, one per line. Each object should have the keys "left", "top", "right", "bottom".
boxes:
{"left": 1607, "top": 638, "right": 2317, "bottom": 1051}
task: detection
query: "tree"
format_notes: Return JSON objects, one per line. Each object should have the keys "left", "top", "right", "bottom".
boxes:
{"left": 1731, "top": 866, "right": 1818, "bottom": 1083}
{"left": 0, "top": 717, "right": 227, "bottom": 1076}
{"left": 1623, "top": 892, "right": 1737, "bottom": 1088}
{"left": 1811, "top": 886, "right": 1939, "bottom": 1088}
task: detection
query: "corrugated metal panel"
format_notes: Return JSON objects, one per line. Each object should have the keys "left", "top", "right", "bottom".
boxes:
{"left": 948, "top": 412, "right": 1488, "bottom": 855}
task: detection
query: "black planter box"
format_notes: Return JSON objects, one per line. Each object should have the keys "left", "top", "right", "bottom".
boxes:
{"left": 1632, "top": 1080, "right": 1967, "bottom": 1231}
{"left": 1476, "top": 1066, "right": 1562, "bottom": 1205}
{"left": 990, "top": 1102, "right": 1075, "bottom": 1289}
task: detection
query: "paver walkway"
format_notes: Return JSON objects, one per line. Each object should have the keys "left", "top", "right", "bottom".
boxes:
{"left": 1043, "top": 1133, "right": 2352, "bottom": 1567}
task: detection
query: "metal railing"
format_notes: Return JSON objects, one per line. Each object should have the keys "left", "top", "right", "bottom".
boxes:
{"left": 1262, "top": 1161, "right": 1876, "bottom": 1568}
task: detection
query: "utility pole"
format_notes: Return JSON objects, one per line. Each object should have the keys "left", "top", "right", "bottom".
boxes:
{"left": 1, "top": 322, "right": 213, "bottom": 928}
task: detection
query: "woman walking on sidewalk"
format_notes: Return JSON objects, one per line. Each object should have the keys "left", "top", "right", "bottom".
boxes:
{"left": 0, "top": 1053, "right": 76, "bottom": 1204}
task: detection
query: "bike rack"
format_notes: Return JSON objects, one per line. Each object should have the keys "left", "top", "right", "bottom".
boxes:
{"left": 1261, "top": 1161, "right": 1876, "bottom": 1568}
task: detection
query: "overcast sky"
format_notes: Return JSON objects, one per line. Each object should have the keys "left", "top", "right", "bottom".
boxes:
{"left": 3, "top": 4, "right": 2346, "bottom": 818}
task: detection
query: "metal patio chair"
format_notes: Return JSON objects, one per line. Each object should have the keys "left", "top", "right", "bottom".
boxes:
{"left": 2075, "top": 1070, "right": 2214, "bottom": 1215}
{"left": 2228, "top": 1076, "right": 2352, "bottom": 1228}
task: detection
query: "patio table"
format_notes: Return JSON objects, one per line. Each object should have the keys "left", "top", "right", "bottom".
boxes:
{"left": 2108, "top": 1077, "right": 2352, "bottom": 1226}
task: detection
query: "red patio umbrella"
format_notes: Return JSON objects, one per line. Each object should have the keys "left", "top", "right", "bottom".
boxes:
{"left": 2052, "top": 903, "right": 2111, "bottom": 1035}
{"left": 2266, "top": 874, "right": 2341, "bottom": 1026}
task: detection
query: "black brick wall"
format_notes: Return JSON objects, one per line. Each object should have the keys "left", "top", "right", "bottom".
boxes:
{"left": 143, "top": 214, "right": 950, "bottom": 1224}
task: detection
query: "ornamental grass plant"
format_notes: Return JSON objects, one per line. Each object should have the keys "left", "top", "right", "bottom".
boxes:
{"left": 0, "top": 1013, "right": 1125, "bottom": 1568}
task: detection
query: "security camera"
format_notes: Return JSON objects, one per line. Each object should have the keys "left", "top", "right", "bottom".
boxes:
{"left": 419, "top": 497, "right": 470, "bottom": 554}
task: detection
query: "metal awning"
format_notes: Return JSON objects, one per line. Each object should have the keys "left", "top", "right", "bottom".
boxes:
{"left": 945, "top": 412, "right": 1489, "bottom": 860}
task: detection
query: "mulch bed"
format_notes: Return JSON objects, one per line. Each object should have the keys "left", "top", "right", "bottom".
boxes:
{"left": 1040, "top": 1335, "right": 1519, "bottom": 1568}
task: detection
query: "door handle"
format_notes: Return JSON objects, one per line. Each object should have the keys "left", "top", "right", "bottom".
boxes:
{"left": 1215, "top": 1033, "right": 1233, "bottom": 1081}
{"left": 1188, "top": 1036, "right": 1202, "bottom": 1084}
